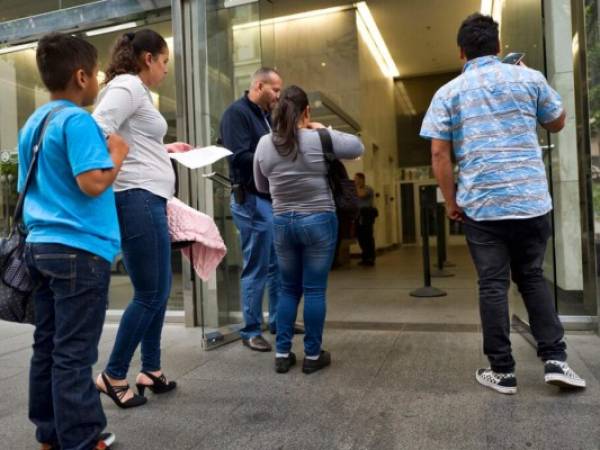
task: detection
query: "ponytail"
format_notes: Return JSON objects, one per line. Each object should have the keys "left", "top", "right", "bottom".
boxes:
{"left": 272, "top": 85, "right": 309, "bottom": 160}
{"left": 104, "top": 29, "right": 167, "bottom": 84}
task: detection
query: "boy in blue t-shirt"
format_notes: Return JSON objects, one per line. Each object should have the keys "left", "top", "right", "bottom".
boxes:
{"left": 18, "top": 33, "right": 128, "bottom": 450}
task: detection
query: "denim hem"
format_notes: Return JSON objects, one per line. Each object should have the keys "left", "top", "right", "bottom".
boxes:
{"left": 490, "top": 364, "right": 515, "bottom": 374}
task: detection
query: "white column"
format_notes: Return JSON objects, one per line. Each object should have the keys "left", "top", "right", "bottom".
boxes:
{"left": 543, "top": 0, "right": 583, "bottom": 291}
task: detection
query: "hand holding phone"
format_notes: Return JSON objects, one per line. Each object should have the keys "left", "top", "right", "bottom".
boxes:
{"left": 502, "top": 52, "right": 525, "bottom": 65}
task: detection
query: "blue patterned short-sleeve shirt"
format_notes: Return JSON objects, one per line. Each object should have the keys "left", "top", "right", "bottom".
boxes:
{"left": 420, "top": 56, "right": 563, "bottom": 221}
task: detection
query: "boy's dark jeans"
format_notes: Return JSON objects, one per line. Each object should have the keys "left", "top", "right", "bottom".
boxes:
{"left": 463, "top": 213, "right": 566, "bottom": 373}
{"left": 25, "top": 243, "right": 109, "bottom": 450}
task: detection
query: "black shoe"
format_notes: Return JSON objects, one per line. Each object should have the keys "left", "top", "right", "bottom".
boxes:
{"left": 475, "top": 368, "right": 517, "bottom": 395}
{"left": 97, "top": 373, "right": 147, "bottom": 409}
{"left": 302, "top": 350, "right": 331, "bottom": 374}
{"left": 275, "top": 352, "right": 297, "bottom": 373}
{"left": 544, "top": 360, "right": 586, "bottom": 388}
{"left": 136, "top": 371, "right": 177, "bottom": 396}
{"left": 242, "top": 335, "right": 272, "bottom": 352}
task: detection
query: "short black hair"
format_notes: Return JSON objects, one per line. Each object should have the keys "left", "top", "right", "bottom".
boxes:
{"left": 36, "top": 32, "right": 97, "bottom": 91}
{"left": 457, "top": 13, "right": 499, "bottom": 60}
{"left": 355, "top": 172, "right": 365, "bottom": 180}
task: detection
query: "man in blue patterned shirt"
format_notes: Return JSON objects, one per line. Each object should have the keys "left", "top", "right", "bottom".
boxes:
{"left": 420, "top": 13, "right": 585, "bottom": 394}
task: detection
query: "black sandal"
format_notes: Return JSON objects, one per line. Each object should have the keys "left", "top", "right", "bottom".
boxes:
{"left": 136, "top": 371, "right": 177, "bottom": 396}
{"left": 97, "top": 372, "right": 147, "bottom": 409}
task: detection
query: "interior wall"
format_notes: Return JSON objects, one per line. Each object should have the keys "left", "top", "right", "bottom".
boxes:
{"left": 266, "top": 9, "right": 360, "bottom": 121}
{"left": 352, "top": 18, "right": 400, "bottom": 249}
{"left": 395, "top": 72, "right": 459, "bottom": 168}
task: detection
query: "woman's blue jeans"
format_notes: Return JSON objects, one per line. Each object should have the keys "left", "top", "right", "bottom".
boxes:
{"left": 105, "top": 189, "right": 172, "bottom": 379}
{"left": 273, "top": 211, "right": 338, "bottom": 356}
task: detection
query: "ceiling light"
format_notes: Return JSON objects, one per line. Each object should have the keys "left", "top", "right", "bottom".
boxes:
{"left": 0, "top": 42, "right": 37, "bottom": 55}
{"left": 480, "top": 0, "right": 493, "bottom": 15}
{"left": 355, "top": 1, "right": 399, "bottom": 78}
{"left": 85, "top": 22, "right": 138, "bottom": 37}
{"left": 224, "top": 0, "right": 257, "bottom": 7}
{"left": 232, "top": 5, "right": 352, "bottom": 31}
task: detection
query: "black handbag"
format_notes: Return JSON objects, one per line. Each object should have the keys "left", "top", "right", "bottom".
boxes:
{"left": 0, "top": 107, "right": 63, "bottom": 324}
{"left": 317, "top": 128, "right": 360, "bottom": 239}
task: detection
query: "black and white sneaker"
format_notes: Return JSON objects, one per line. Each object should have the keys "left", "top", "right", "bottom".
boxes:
{"left": 475, "top": 368, "right": 517, "bottom": 395}
{"left": 544, "top": 360, "right": 586, "bottom": 389}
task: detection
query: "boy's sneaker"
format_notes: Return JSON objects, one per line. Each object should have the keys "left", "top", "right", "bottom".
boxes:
{"left": 475, "top": 368, "right": 517, "bottom": 395}
{"left": 275, "top": 352, "right": 296, "bottom": 373}
{"left": 302, "top": 350, "right": 331, "bottom": 374}
{"left": 544, "top": 360, "right": 586, "bottom": 388}
{"left": 95, "top": 432, "right": 116, "bottom": 449}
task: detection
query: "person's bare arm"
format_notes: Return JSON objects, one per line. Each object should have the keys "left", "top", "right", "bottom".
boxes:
{"left": 540, "top": 110, "right": 566, "bottom": 133}
{"left": 431, "top": 138, "right": 463, "bottom": 221}
{"left": 76, "top": 134, "right": 129, "bottom": 197}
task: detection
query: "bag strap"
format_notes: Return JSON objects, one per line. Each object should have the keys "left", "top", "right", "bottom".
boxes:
{"left": 12, "top": 105, "right": 67, "bottom": 227}
{"left": 316, "top": 128, "right": 335, "bottom": 169}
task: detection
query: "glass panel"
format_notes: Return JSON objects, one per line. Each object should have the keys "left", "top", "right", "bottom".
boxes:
{"left": 498, "top": 0, "right": 561, "bottom": 320}
{"left": 585, "top": 0, "right": 600, "bottom": 314}
{"left": 204, "top": 1, "right": 264, "bottom": 328}
{"left": 0, "top": 17, "right": 183, "bottom": 311}
{"left": 1, "top": 1, "right": 124, "bottom": 23}
{"left": 86, "top": 19, "right": 182, "bottom": 311}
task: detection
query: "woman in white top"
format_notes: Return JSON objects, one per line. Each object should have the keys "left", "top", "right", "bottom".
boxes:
{"left": 93, "top": 30, "right": 190, "bottom": 408}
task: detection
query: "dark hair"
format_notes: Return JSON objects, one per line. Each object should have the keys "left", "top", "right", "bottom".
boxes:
{"left": 457, "top": 13, "right": 499, "bottom": 60}
{"left": 272, "top": 85, "right": 309, "bottom": 160}
{"left": 104, "top": 29, "right": 167, "bottom": 84}
{"left": 355, "top": 172, "right": 365, "bottom": 180}
{"left": 36, "top": 32, "right": 97, "bottom": 91}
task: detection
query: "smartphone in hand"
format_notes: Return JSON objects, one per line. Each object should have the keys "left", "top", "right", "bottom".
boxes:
{"left": 502, "top": 52, "right": 525, "bottom": 65}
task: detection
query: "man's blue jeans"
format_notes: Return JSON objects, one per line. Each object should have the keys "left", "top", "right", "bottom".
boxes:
{"left": 272, "top": 211, "right": 338, "bottom": 356}
{"left": 106, "top": 189, "right": 172, "bottom": 379}
{"left": 231, "top": 193, "right": 280, "bottom": 340}
{"left": 26, "top": 243, "right": 109, "bottom": 450}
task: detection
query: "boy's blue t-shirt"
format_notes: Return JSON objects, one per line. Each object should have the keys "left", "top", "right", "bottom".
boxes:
{"left": 17, "top": 100, "right": 120, "bottom": 262}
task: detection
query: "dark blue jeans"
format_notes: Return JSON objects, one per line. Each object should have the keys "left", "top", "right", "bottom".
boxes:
{"left": 105, "top": 189, "right": 172, "bottom": 379}
{"left": 464, "top": 213, "right": 566, "bottom": 373}
{"left": 230, "top": 193, "right": 280, "bottom": 339}
{"left": 273, "top": 211, "right": 338, "bottom": 356}
{"left": 26, "top": 243, "right": 109, "bottom": 450}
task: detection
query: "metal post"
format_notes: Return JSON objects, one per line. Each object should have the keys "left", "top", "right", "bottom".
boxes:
{"left": 432, "top": 203, "right": 454, "bottom": 278}
{"left": 410, "top": 186, "right": 446, "bottom": 298}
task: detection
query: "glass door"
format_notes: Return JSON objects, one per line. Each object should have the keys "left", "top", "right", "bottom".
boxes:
{"left": 192, "top": 0, "right": 273, "bottom": 347}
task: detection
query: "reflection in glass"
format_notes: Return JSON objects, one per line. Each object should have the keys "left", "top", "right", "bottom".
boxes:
{"left": 0, "top": 19, "right": 183, "bottom": 311}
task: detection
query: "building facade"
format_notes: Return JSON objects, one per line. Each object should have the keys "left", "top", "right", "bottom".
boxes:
{"left": 0, "top": 0, "right": 599, "bottom": 345}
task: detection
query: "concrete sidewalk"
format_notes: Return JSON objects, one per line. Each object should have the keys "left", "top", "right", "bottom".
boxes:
{"left": 1, "top": 322, "right": 599, "bottom": 450}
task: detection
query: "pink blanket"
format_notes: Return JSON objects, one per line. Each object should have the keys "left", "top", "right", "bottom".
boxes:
{"left": 167, "top": 197, "right": 227, "bottom": 281}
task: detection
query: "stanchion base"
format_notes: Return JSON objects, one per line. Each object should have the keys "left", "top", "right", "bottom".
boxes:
{"left": 410, "top": 286, "right": 447, "bottom": 297}
{"left": 431, "top": 269, "right": 454, "bottom": 278}
{"left": 443, "top": 261, "right": 456, "bottom": 268}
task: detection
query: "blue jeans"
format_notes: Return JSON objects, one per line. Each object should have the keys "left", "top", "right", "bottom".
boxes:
{"left": 105, "top": 189, "right": 172, "bottom": 379}
{"left": 26, "top": 243, "right": 109, "bottom": 450}
{"left": 230, "top": 193, "right": 280, "bottom": 339}
{"left": 272, "top": 211, "right": 338, "bottom": 356}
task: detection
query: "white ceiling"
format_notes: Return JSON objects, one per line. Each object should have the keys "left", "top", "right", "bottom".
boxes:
{"left": 269, "top": 0, "right": 481, "bottom": 78}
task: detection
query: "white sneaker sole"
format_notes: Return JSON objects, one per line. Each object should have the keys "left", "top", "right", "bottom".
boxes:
{"left": 476, "top": 371, "right": 517, "bottom": 395}
{"left": 102, "top": 434, "right": 116, "bottom": 447}
{"left": 545, "top": 373, "right": 586, "bottom": 388}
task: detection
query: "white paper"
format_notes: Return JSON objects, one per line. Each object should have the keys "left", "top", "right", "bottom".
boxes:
{"left": 169, "top": 146, "right": 232, "bottom": 170}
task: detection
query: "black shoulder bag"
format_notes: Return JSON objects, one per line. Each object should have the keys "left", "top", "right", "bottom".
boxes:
{"left": 317, "top": 128, "right": 360, "bottom": 239}
{"left": 0, "top": 107, "right": 63, "bottom": 324}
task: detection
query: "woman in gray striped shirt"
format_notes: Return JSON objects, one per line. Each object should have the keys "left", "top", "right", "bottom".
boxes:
{"left": 93, "top": 29, "right": 190, "bottom": 409}
{"left": 254, "top": 85, "right": 363, "bottom": 374}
